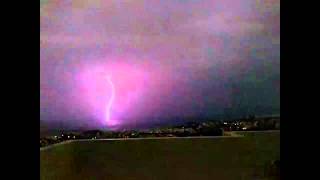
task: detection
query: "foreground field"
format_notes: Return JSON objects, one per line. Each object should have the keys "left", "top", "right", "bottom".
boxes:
{"left": 40, "top": 132, "right": 280, "bottom": 180}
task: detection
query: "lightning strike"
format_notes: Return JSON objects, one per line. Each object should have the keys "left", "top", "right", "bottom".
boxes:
{"left": 106, "top": 76, "right": 115, "bottom": 124}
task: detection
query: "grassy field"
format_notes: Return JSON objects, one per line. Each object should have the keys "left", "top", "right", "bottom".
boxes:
{"left": 40, "top": 132, "right": 280, "bottom": 180}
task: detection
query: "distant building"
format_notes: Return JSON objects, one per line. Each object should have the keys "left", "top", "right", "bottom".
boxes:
{"left": 83, "top": 130, "right": 103, "bottom": 138}
{"left": 172, "top": 128, "right": 185, "bottom": 133}
{"left": 254, "top": 121, "right": 259, "bottom": 127}
{"left": 184, "top": 128, "right": 196, "bottom": 134}
{"left": 275, "top": 122, "right": 280, "bottom": 129}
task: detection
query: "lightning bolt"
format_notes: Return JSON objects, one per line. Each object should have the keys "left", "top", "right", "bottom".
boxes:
{"left": 106, "top": 76, "right": 115, "bottom": 123}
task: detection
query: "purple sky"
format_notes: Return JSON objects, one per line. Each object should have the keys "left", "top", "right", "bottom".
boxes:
{"left": 40, "top": 0, "right": 280, "bottom": 129}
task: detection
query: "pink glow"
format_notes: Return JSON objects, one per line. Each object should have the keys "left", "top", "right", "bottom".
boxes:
{"left": 76, "top": 60, "right": 154, "bottom": 127}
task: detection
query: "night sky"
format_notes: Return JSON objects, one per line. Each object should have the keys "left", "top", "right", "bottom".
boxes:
{"left": 40, "top": 0, "right": 280, "bottom": 129}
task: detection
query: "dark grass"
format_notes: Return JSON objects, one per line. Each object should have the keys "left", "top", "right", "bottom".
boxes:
{"left": 40, "top": 132, "right": 280, "bottom": 180}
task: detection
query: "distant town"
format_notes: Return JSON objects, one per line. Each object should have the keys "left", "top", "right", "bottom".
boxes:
{"left": 40, "top": 115, "right": 280, "bottom": 148}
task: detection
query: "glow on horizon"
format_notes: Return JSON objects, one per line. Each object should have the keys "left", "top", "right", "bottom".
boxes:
{"left": 106, "top": 76, "right": 115, "bottom": 125}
